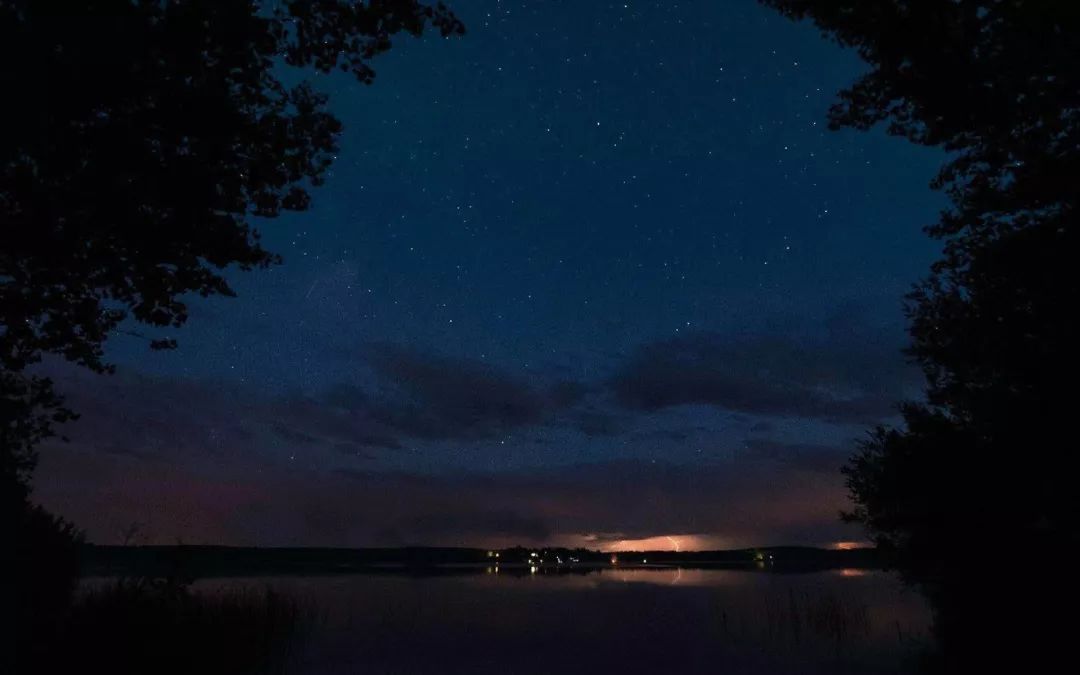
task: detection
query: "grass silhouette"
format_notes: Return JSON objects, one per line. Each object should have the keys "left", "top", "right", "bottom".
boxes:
{"left": 27, "top": 578, "right": 313, "bottom": 675}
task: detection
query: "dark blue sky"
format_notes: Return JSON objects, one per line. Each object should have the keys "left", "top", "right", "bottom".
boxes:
{"left": 38, "top": 0, "right": 945, "bottom": 549}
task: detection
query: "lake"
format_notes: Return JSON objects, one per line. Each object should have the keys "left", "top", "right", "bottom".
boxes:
{"left": 191, "top": 567, "right": 932, "bottom": 675}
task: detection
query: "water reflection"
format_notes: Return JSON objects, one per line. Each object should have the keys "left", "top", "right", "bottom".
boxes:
{"left": 185, "top": 568, "right": 930, "bottom": 675}
{"left": 600, "top": 567, "right": 744, "bottom": 587}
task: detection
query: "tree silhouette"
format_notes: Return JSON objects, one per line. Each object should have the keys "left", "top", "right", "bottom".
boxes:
{"left": 3, "top": 5, "right": 462, "bottom": 665}
{"left": 0, "top": 0, "right": 463, "bottom": 491}
{"left": 760, "top": 0, "right": 1078, "bottom": 669}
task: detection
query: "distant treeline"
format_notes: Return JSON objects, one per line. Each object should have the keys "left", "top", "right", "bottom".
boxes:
{"left": 80, "top": 544, "right": 881, "bottom": 578}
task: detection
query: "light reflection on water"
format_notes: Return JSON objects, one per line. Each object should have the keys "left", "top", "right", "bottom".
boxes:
{"left": 192, "top": 568, "right": 932, "bottom": 675}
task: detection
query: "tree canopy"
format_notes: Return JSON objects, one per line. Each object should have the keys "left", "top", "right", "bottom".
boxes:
{"left": 0, "top": 0, "right": 463, "bottom": 490}
{"left": 761, "top": 0, "right": 1078, "bottom": 668}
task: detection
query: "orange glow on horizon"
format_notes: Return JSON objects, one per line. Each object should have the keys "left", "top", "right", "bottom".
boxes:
{"left": 829, "top": 541, "right": 868, "bottom": 551}
{"left": 600, "top": 534, "right": 726, "bottom": 552}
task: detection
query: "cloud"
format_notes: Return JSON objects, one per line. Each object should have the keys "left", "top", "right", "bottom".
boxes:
{"left": 363, "top": 343, "right": 557, "bottom": 440}
{"left": 34, "top": 342, "right": 596, "bottom": 465}
{"left": 36, "top": 448, "right": 856, "bottom": 548}
{"left": 373, "top": 509, "right": 554, "bottom": 544}
{"left": 32, "top": 363, "right": 405, "bottom": 466}
{"left": 570, "top": 410, "right": 624, "bottom": 437}
{"left": 27, "top": 336, "right": 881, "bottom": 549}
{"left": 270, "top": 423, "right": 322, "bottom": 446}
{"left": 736, "top": 439, "right": 853, "bottom": 474}
{"left": 608, "top": 332, "right": 911, "bottom": 424}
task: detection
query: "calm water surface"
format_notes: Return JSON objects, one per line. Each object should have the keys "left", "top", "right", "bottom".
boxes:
{"left": 197, "top": 568, "right": 931, "bottom": 675}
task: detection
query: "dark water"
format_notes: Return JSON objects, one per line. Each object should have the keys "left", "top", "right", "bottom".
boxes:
{"left": 196, "top": 568, "right": 931, "bottom": 675}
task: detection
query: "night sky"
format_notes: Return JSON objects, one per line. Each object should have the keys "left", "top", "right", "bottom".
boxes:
{"left": 36, "top": 0, "right": 945, "bottom": 550}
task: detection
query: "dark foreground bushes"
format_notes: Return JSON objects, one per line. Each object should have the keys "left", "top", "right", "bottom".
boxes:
{"left": 18, "top": 577, "right": 312, "bottom": 675}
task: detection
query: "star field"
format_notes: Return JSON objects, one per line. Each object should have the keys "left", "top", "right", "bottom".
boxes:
{"left": 37, "top": 0, "right": 947, "bottom": 548}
